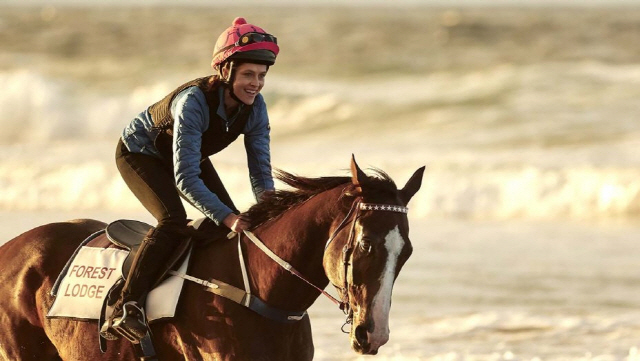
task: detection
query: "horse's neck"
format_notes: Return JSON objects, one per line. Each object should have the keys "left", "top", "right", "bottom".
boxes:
{"left": 247, "top": 187, "right": 345, "bottom": 311}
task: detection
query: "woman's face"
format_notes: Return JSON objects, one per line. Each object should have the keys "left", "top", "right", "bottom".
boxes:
{"left": 231, "top": 62, "right": 268, "bottom": 105}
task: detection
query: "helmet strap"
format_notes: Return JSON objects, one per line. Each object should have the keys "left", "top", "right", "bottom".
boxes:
{"left": 227, "top": 85, "right": 246, "bottom": 106}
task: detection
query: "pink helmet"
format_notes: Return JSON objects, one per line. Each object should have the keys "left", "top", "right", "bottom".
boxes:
{"left": 211, "top": 17, "right": 279, "bottom": 69}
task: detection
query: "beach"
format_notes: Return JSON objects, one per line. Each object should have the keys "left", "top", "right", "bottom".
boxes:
{"left": 1, "top": 2, "right": 640, "bottom": 359}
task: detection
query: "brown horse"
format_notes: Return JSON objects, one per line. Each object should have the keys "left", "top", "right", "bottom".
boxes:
{"left": 0, "top": 157, "right": 424, "bottom": 360}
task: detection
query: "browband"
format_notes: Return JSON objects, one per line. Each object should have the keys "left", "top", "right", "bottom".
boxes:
{"left": 359, "top": 203, "right": 408, "bottom": 214}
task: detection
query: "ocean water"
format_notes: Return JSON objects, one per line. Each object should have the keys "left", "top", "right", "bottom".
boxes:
{"left": 1, "top": 4, "right": 640, "bottom": 360}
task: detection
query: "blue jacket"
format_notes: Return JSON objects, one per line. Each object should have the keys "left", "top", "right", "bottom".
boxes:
{"left": 121, "top": 85, "right": 274, "bottom": 225}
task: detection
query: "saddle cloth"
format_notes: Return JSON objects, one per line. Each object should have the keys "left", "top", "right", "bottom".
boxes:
{"left": 47, "top": 230, "right": 191, "bottom": 322}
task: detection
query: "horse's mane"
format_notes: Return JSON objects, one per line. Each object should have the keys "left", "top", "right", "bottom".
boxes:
{"left": 246, "top": 168, "right": 397, "bottom": 228}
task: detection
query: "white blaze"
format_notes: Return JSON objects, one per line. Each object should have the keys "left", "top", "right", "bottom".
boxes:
{"left": 368, "top": 225, "right": 404, "bottom": 349}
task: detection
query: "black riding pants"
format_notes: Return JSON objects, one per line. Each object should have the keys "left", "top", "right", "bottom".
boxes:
{"left": 115, "top": 139, "right": 237, "bottom": 238}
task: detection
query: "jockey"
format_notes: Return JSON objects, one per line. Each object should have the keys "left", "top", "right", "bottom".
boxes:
{"left": 101, "top": 17, "right": 279, "bottom": 341}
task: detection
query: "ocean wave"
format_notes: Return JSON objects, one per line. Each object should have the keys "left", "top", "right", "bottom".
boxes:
{"left": 1, "top": 154, "right": 638, "bottom": 220}
{"left": 413, "top": 164, "right": 640, "bottom": 220}
{"left": 0, "top": 70, "right": 171, "bottom": 144}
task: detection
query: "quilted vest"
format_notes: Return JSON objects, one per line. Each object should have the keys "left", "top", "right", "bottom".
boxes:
{"left": 149, "top": 76, "right": 253, "bottom": 165}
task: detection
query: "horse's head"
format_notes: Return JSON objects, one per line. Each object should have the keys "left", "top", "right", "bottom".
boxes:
{"left": 323, "top": 156, "right": 425, "bottom": 355}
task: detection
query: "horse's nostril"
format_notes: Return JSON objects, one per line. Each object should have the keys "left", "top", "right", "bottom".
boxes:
{"left": 354, "top": 325, "right": 368, "bottom": 345}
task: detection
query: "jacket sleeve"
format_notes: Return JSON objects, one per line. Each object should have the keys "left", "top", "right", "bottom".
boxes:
{"left": 244, "top": 95, "right": 275, "bottom": 201}
{"left": 171, "top": 87, "right": 234, "bottom": 225}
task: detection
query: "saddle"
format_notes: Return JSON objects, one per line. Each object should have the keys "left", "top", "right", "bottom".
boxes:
{"left": 105, "top": 220, "right": 154, "bottom": 281}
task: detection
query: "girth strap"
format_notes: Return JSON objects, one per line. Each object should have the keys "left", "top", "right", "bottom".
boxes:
{"left": 169, "top": 271, "right": 306, "bottom": 323}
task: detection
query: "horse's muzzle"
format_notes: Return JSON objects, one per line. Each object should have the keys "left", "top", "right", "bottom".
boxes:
{"left": 351, "top": 324, "right": 381, "bottom": 355}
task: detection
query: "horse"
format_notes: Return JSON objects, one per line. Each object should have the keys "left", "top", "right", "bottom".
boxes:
{"left": 0, "top": 156, "right": 424, "bottom": 360}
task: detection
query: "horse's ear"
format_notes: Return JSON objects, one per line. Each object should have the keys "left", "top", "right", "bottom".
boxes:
{"left": 350, "top": 154, "right": 367, "bottom": 193}
{"left": 399, "top": 166, "right": 425, "bottom": 205}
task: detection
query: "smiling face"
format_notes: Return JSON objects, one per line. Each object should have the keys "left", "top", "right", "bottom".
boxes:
{"left": 228, "top": 62, "right": 268, "bottom": 106}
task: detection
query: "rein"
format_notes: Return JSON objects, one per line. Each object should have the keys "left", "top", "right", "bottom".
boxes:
{"left": 241, "top": 231, "right": 343, "bottom": 307}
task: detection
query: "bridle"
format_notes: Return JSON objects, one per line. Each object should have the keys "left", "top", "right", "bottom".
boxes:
{"left": 324, "top": 197, "right": 409, "bottom": 332}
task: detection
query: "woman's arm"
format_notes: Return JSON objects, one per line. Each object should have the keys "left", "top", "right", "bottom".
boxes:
{"left": 244, "top": 95, "right": 275, "bottom": 201}
{"left": 172, "top": 87, "right": 235, "bottom": 225}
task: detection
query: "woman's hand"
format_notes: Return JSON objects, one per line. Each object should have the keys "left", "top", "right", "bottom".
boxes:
{"left": 223, "top": 213, "right": 251, "bottom": 232}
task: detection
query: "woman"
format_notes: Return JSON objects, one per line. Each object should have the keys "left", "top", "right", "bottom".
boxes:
{"left": 101, "top": 17, "right": 279, "bottom": 341}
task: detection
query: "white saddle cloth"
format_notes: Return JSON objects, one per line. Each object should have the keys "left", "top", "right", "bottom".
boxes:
{"left": 47, "top": 246, "right": 189, "bottom": 322}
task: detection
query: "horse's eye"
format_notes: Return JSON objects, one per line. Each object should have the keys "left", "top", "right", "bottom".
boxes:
{"left": 359, "top": 239, "right": 372, "bottom": 254}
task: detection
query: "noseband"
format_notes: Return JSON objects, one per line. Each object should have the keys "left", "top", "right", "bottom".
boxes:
{"left": 325, "top": 198, "right": 409, "bottom": 331}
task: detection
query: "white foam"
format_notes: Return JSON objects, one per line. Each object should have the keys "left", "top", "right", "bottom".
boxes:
{"left": 0, "top": 140, "right": 639, "bottom": 221}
